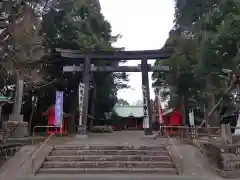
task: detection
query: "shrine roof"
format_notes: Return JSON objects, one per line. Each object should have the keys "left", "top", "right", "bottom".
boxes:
{"left": 0, "top": 95, "right": 12, "bottom": 104}
{"left": 114, "top": 105, "right": 144, "bottom": 118}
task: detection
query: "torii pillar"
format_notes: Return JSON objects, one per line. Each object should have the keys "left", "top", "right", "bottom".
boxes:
{"left": 78, "top": 56, "right": 91, "bottom": 136}
{"left": 141, "top": 58, "right": 153, "bottom": 135}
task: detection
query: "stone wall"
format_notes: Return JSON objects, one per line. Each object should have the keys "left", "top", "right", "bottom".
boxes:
{"left": 2, "top": 121, "right": 28, "bottom": 138}
{"left": 201, "top": 142, "right": 240, "bottom": 178}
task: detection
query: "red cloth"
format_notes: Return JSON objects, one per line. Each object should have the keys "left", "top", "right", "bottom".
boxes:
{"left": 168, "top": 110, "right": 181, "bottom": 125}
{"left": 48, "top": 106, "right": 55, "bottom": 125}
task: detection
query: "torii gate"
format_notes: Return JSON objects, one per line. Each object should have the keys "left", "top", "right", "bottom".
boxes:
{"left": 57, "top": 48, "right": 173, "bottom": 136}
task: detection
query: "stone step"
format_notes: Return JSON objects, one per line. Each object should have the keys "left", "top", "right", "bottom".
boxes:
{"left": 53, "top": 145, "right": 166, "bottom": 151}
{"left": 43, "top": 161, "right": 174, "bottom": 168}
{"left": 51, "top": 150, "right": 169, "bottom": 156}
{"left": 17, "top": 174, "right": 214, "bottom": 180}
{"left": 46, "top": 155, "right": 171, "bottom": 162}
{"left": 38, "top": 167, "right": 177, "bottom": 175}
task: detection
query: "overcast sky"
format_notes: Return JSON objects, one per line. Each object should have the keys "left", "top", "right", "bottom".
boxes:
{"left": 100, "top": 0, "right": 175, "bottom": 104}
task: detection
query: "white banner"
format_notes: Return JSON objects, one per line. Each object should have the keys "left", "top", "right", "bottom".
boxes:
{"left": 78, "top": 83, "right": 85, "bottom": 126}
{"left": 235, "top": 113, "right": 240, "bottom": 135}
{"left": 142, "top": 85, "right": 149, "bottom": 128}
{"left": 54, "top": 91, "right": 63, "bottom": 127}
{"left": 189, "top": 110, "right": 195, "bottom": 126}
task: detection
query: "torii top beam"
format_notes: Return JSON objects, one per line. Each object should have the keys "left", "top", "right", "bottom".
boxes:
{"left": 56, "top": 48, "right": 173, "bottom": 60}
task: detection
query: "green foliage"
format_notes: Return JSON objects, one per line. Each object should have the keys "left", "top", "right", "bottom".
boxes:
{"left": 0, "top": 0, "right": 51, "bottom": 119}
{"left": 153, "top": 0, "right": 240, "bottom": 124}
{"left": 42, "top": 0, "right": 112, "bottom": 50}
{"left": 41, "top": 0, "right": 128, "bottom": 120}
{"left": 0, "top": 0, "right": 128, "bottom": 128}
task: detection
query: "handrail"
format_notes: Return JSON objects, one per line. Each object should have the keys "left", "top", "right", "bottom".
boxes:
{"left": 159, "top": 125, "right": 240, "bottom": 129}
{"left": 31, "top": 133, "right": 54, "bottom": 175}
{"left": 164, "top": 130, "right": 183, "bottom": 175}
{"left": 159, "top": 125, "right": 240, "bottom": 140}
{"left": 32, "top": 125, "right": 60, "bottom": 144}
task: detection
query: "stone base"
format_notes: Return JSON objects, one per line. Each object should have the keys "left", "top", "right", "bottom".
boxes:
{"left": 9, "top": 114, "right": 24, "bottom": 122}
{"left": 2, "top": 121, "right": 28, "bottom": 138}
{"left": 144, "top": 128, "right": 153, "bottom": 136}
{"left": 76, "top": 134, "right": 88, "bottom": 139}
{"left": 141, "top": 134, "right": 156, "bottom": 140}
{"left": 77, "top": 126, "right": 87, "bottom": 134}
{"left": 90, "top": 126, "right": 113, "bottom": 133}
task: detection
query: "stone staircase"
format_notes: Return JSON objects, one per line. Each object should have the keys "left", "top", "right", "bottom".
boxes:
{"left": 37, "top": 145, "right": 178, "bottom": 175}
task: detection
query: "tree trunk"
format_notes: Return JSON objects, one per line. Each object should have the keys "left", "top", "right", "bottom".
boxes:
{"left": 28, "top": 95, "right": 38, "bottom": 135}
{"left": 220, "top": 124, "right": 233, "bottom": 144}
{"left": 182, "top": 96, "right": 187, "bottom": 125}
{"left": 89, "top": 86, "right": 96, "bottom": 129}
{"left": 207, "top": 76, "right": 236, "bottom": 118}
{"left": 12, "top": 70, "right": 24, "bottom": 121}
{"left": 7, "top": 70, "right": 28, "bottom": 137}
{"left": 207, "top": 94, "right": 218, "bottom": 127}
{"left": 206, "top": 75, "right": 236, "bottom": 141}
{"left": 68, "top": 96, "right": 78, "bottom": 134}
{"left": 91, "top": 86, "right": 96, "bottom": 118}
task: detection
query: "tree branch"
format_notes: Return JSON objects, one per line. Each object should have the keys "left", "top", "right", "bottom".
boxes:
{"left": 207, "top": 76, "right": 236, "bottom": 117}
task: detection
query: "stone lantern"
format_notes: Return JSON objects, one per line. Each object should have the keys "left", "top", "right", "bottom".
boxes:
{"left": 0, "top": 95, "right": 11, "bottom": 120}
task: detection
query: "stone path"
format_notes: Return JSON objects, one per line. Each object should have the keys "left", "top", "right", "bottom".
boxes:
{"left": 64, "top": 131, "right": 160, "bottom": 146}
{"left": 169, "top": 140, "right": 220, "bottom": 179}
{"left": 0, "top": 145, "right": 36, "bottom": 180}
